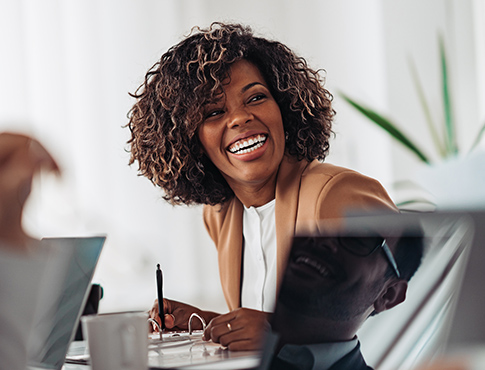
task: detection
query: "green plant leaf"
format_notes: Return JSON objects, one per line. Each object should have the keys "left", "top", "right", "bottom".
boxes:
{"left": 340, "top": 93, "right": 430, "bottom": 164}
{"left": 440, "top": 36, "right": 458, "bottom": 156}
{"left": 408, "top": 57, "right": 446, "bottom": 158}
{"left": 396, "top": 199, "right": 437, "bottom": 207}
{"left": 469, "top": 120, "right": 485, "bottom": 153}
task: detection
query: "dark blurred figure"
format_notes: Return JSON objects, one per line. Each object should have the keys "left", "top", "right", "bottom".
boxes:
{"left": 268, "top": 230, "right": 424, "bottom": 370}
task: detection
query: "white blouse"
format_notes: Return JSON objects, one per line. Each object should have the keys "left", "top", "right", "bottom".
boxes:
{"left": 240, "top": 199, "right": 277, "bottom": 312}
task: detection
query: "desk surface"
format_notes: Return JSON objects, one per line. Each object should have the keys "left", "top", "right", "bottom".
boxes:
{"left": 64, "top": 333, "right": 261, "bottom": 370}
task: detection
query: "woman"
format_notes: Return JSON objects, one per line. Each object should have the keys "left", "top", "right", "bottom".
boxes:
{"left": 127, "top": 23, "right": 397, "bottom": 351}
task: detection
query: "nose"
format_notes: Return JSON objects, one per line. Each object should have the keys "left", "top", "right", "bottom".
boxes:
{"left": 310, "top": 237, "right": 339, "bottom": 254}
{"left": 227, "top": 106, "right": 253, "bottom": 128}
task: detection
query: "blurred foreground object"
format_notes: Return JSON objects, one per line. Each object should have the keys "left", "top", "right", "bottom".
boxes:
{"left": 0, "top": 132, "right": 60, "bottom": 250}
{"left": 0, "top": 132, "right": 60, "bottom": 370}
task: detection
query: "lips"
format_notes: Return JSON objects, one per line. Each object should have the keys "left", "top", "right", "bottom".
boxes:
{"left": 294, "top": 255, "right": 335, "bottom": 278}
{"left": 227, "top": 134, "right": 267, "bottom": 154}
{"left": 289, "top": 246, "right": 344, "bottom": 282}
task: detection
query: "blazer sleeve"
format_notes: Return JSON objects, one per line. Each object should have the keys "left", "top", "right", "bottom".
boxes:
{"left": 298, "top": 164, "right": 398, "bottom": 227}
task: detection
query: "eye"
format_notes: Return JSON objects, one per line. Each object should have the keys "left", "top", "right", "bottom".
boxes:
{"left": 248, "top": 93, "right": 266, "bottom": 104}
{"left": 205, "top": 109, "right": 224, "bottom": 119}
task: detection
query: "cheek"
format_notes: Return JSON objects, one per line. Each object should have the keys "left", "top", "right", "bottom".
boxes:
{"left": 198, "top": 127, "right": 225, "bottom": 167}
{"left": 344, "top": 258, "right": 382, "bottom": 284}
{"left": 198, "top": 127, "right": 215, "bottom": 154}
{"left": 271, "top": 111, "right": 285, "bottom": 146}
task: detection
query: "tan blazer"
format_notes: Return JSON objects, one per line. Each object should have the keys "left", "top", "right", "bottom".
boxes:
{"left": 203, "top": 155, "right": 397, "bottom": 310}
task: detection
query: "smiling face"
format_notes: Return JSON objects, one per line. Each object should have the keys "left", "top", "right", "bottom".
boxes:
{"left": 278, "top": 236, "right": 397, "bottom": 322}
{"left": 197, "top": 60, "right": 286, "bottom": 206}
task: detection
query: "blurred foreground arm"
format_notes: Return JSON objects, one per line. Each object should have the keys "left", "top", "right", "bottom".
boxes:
{"left": 0, "top": 132, "right": 60, "bottom": 249}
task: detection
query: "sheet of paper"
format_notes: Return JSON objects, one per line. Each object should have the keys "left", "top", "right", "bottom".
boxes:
{"left": 64, "top": 334, "right": 261, "bottom": 370}
{"left": 148, "top": 332, "right": 261, "bottom": 369}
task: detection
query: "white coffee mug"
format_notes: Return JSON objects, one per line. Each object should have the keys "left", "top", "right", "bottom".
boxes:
{"left": 81, "top": 311, "right": 148, "bottom": 370}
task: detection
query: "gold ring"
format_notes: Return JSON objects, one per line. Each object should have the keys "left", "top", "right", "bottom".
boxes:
{"left": 227, "top": 322, "right": 232, "bottom": 331}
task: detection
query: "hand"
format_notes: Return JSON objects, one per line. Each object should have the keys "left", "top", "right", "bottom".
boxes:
{"left": 0, "top": 133, "right": 60, "bottom": 249}
{"left": 148, "top": 298, "right": 219, "bottom": 332}
{"left": 202, "top": 308, "right": 271, "bottom": 351}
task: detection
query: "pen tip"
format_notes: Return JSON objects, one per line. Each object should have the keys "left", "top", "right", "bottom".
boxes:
{"left": 157, "top": 263, "right": 160, "bottom": 269}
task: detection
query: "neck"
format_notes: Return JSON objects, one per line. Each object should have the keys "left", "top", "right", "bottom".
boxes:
{"left": 272, "top": 306, "right": 362, "bottom": 347}
{"left": 227, "top": 171, "right": 278, "bottom": 208}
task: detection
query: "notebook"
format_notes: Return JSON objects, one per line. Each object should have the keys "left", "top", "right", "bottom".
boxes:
{"left": 27, "top": 236, "right": 106, "bottom": 370}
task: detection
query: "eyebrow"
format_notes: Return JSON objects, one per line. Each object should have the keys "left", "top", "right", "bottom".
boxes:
{"left": 203, "top": 82, "right": 266, "bottom": 107}
{"left": 241, "top": 82, "right": 265, "bottom": 94}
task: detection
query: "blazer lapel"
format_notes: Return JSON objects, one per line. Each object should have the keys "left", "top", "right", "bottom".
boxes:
{"left": 217, "top": 156, "right": 310, "bottom": 310}
{"left": 217, "top": 198, "right": 244, "bottom": 310}
{"left": 274, "top": 156, "right": 310, "bottom": 286}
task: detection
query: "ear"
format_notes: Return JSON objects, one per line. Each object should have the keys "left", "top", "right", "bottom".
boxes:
{"left": 373, "top": 280, "right": 408, "bottom": 314}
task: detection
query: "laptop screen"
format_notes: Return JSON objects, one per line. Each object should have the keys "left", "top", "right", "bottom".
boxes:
{"left": 28, "top": 236, "right": 105, "bottom": 370}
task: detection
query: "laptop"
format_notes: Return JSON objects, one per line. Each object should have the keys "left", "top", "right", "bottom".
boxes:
{"left": 259, "top": 211, "right": 476, "bottom": 370}
{"left": 27, "top": 236, "right": 106, "bottom": 370}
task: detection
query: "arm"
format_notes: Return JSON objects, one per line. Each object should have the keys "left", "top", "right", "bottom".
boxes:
{"left": 0, "top": 132, "right": 59, "bottom": 249}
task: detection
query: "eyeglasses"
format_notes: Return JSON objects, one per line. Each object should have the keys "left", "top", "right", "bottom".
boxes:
{"left": 337, "top": 237, "right": 401, "bottom": 278}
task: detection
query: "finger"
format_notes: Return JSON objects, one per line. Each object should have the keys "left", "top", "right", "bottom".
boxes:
{"left": 205, "top": 319, "right": 240, "bottom": 344}
{"left": 204, "top": 311, "right": 236, "bottom": 328}
{"left": 213, "top": 326, "right": 259, "bottom": 351}
{"left": 218, "top": 322, "right": 266, "bottom": 351}
{"left": 164, "top": 313, "right": 176, "bottom": 329}
{"left": 170, "top": 307, "right": 194, "bottom": 329}
{"left": 149, "top": 299, "right": 159, "bottom": 318}
{"left": 161, "top": 299, "right": 177, "bottom": 329}
{"left": 202, "top": 311, "right": 236, "bottom": 341}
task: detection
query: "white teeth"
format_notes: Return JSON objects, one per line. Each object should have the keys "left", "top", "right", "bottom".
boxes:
{"left": 228, "top": 135, "right": 267, "bottom": 154}
{"left": 295, "top": 256, "right": 331, "bottom": 277}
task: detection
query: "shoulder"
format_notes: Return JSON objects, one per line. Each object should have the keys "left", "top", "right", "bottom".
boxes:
{"left": 296, "top": 161, "right": 397, "bottom": 223}
{"left": 301, "top": 161, "right": 377, "bottom": 183}
{"left": 301, "top": 161, "right": 394, "bottom": 197}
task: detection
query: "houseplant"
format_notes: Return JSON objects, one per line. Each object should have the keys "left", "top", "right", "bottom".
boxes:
{"left": 340, "top": 38, "right": 485, "bottom": 210}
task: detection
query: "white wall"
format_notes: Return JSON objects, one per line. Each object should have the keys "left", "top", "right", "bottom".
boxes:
{"left": 0, "top": 0, "right": 482, "bottom": 319}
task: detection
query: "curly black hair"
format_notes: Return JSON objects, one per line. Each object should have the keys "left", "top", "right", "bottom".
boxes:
{"left": 127, "top": 22, "right": 335, "bottom": 206}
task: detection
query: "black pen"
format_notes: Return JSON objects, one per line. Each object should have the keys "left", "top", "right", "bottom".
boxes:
{"left": 156, "top": 264, "right": 165, "bottom": 331}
